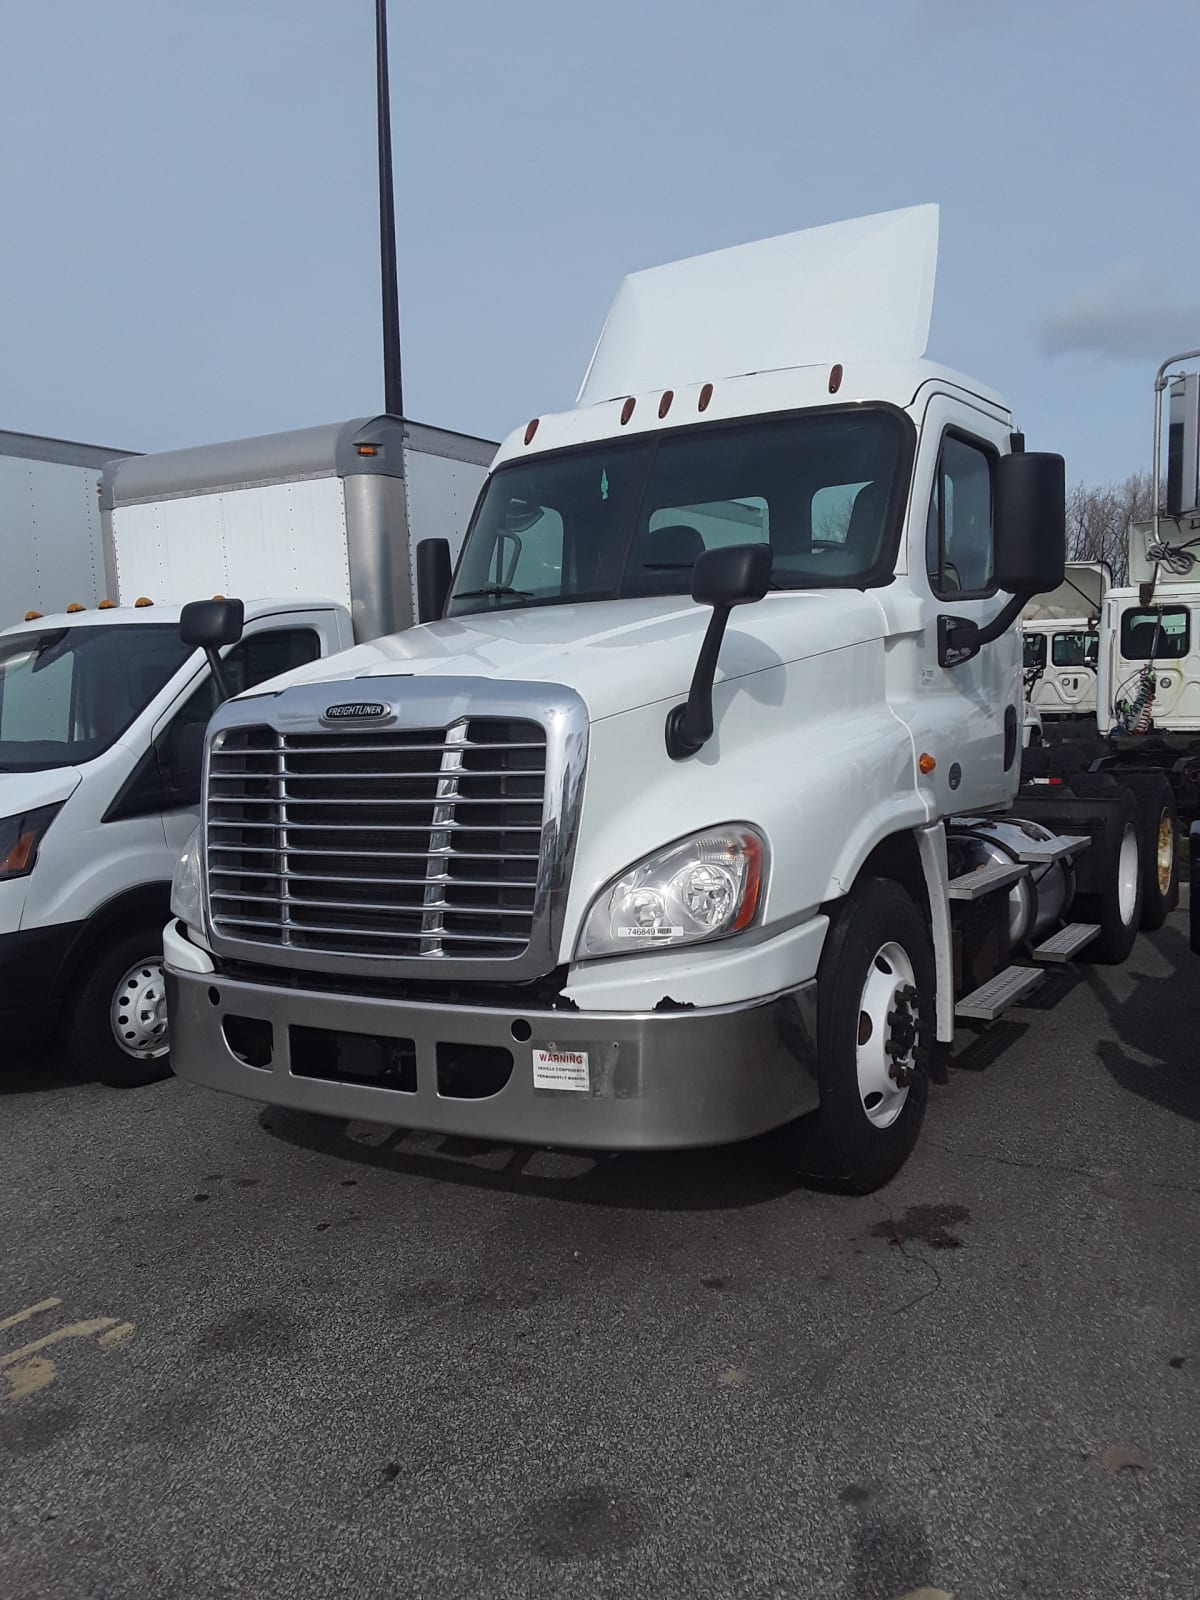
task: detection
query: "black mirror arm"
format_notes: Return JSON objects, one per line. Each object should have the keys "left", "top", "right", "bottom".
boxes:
{"left": 938, "top": 592, "right": 1028, "bottom": 668}
{"left": 665, "top": 603, "right": 733, "bottom": 760}
{"left": 205, "top": 646, "right": 234, "bottom": 704}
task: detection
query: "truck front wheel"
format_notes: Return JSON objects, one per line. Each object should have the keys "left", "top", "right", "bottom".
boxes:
{"left": 778, "top": 877, "right": 934, "bottom": 1192}
{"left": 66, "top": 925, "right": 173, "bottom": 1088}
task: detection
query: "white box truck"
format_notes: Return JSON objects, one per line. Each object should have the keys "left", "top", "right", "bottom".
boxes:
{"left": 1, "top": 430, "right": 136, "bottom": 624}
{"left": 1, "top": 415, "right": 494, "bottom": 1086}
{"left": 166, "top": 208, "right": 1155, "bottom": 1190}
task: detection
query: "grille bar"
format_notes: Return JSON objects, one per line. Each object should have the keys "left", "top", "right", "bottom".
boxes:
{"left": 206, "top": 718, "right": 547, "bottom": 962}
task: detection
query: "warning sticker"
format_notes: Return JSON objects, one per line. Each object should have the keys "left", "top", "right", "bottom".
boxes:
{"left": 532, "top": 1048, "right": 590, "bottom": 1092}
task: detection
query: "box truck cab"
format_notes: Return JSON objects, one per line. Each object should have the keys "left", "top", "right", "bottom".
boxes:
{"left": 0, "top": 599, "right": 351, "bottom": 1083}
{"left": 2, "top": 416, "right": 493, "bottom": 1084}
{"left": 168, "top": 208, "right": 1152, "bottom": 1190}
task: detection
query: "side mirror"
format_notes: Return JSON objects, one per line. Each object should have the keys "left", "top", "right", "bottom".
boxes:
{"left": 665, "top": 543, "right": 772, "bottom": 760}
{"left": 994, "top": 452, "right": 1066, "bottom": 595}
{"left": 180, "top": 597, "right": 245, "bottom": 649}
{"left": 416, "top": 538, "right": 452, "bottom": 623}
{"left": 180, "top": 597, "right": 244, "bottom": 704}
{"left": 939, "top": 452, "right": 1066, "bottom": 668}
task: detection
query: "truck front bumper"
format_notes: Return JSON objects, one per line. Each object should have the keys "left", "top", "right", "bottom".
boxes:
{"left": 165, "top": 927, "right": 820, "bottom": 1151}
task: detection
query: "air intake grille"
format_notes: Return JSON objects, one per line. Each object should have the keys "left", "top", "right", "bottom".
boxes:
{"left": 205, "top": 719, "right": 546, "bottom": 962}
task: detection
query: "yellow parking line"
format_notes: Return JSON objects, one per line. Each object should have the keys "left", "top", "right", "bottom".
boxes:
{"left": 0, "top": 1318, "right": 119, "bottom": 1368}
{"left": 0, "top": 1297, "right": 62, "bottom": 1335}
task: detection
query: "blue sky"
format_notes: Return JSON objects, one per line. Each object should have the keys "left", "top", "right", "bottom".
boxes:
{"left": 2, "top": 0, "right": 1197, "bottom": 486}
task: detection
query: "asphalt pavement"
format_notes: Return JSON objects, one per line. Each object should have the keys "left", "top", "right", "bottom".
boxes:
{"left": 2, "top": 916, "right": 1199, "bottom": 1600}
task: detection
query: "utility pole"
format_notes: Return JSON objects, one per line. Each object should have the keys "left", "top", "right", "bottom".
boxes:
{"left": 375, "top": 0, "right": 403, "bottom": 417}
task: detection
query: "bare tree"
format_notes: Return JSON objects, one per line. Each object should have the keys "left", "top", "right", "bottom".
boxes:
{"left": 1064, "top": 471, "right": 1153, "bottom": 585}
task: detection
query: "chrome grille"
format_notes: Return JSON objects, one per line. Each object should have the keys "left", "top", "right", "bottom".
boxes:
{"left": 205, "top": 718, "right": 547, "bottom": 961}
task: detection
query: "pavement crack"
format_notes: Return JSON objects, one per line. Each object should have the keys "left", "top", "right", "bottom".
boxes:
{"left": 868, "top": 1196, "right": 946, "bottom": 1316}
{"left": 926, "top": 1137, "right": 1200, "bottom": 1199}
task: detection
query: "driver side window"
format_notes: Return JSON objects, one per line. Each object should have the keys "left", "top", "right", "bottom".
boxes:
{"left": 926, "top": 434, "right": 995, "bottom": 599}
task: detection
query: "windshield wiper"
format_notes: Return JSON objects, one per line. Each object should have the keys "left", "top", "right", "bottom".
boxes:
{"left": 453, "top": 586, "right": 536, "bottom": 604}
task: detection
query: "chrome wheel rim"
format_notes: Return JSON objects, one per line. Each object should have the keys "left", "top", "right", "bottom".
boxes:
{"left": 111, "top": 959, "right": 169, "bottom": 1059}
{"left": 856, "top": 941, "right": 918, "bottom": 1130}
{"left": 1156, "top": 811, "right": 1174, "bottom": 897}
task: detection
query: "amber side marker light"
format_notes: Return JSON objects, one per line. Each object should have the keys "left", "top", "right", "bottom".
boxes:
{"left": 356, "top": 443, "right": 378, "bottom": 457}
{"left": 731, "top": 834, "right": 765, "bottom": 932}
{"left": 3, "top": 829, "right": 41, "bottom": 875}
{"left": 66, "top": 602, "right": 85, "bottom": 613}
{"left": 919, "top": 753, "right": 937, "bottom": 775}
{"left": 24, "top": 610, "right": 43, "bottom": 621}
{"left": 134, "top": 597, "right": 153, "bottom": 608}
{"left": 98, "top": 599, "right": 116, "bottom": 609}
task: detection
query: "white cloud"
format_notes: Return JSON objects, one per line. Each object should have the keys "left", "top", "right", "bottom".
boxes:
{"left": 1040, "top": 266, "right": 1200, "bottom": 361}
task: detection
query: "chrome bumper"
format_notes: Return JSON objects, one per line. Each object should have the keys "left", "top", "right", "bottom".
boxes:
{"left": 165, "top": 959, "right": 819, "bottom": 1151}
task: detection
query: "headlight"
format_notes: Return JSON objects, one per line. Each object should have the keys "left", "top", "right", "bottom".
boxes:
{"left": 576, "top": 825, "right": 766, "bottom": 959}
{"left": 170, "top": 826, "right": 205, "bottom": 928}
{"left": 0, "top": 803, "right": 63, "bottom": 880}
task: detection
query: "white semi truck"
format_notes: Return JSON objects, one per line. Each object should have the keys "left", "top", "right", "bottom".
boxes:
{"left": 0, "top": 429, "right": 137, "bottom": 624}
{"left": 1, "top": 416, "right": 493, "bottom": 1085}
{"left": 1022, "top": 563, "right": 1109, "bottom": 721}
{"left": 166, "top": 207, "right": 1152, "bottom": 1190}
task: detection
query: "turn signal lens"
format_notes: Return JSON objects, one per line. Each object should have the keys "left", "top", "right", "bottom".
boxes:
{"left": 0, "top": 803, "right": 64, "bottom": 880}
{"left": 919, "top": 753, "right": 936, "bottom": 775}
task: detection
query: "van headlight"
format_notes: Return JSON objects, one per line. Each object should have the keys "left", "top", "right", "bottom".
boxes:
{"left": 170, "top": 826, "right": 205, "bottom": 928}
{"left": 576, "top": 825, "right": 766, "bottom": 959}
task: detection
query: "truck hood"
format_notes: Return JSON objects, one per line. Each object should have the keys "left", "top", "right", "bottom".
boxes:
{"left": 0, "top": 765, "right": 83, "bottom": 816}
{"left": 252, "top": 592, "right": 888, "bottom": 721}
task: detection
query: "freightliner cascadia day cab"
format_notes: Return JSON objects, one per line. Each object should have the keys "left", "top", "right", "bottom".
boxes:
{"left": 1, "top": 417, "right": 494, "bottom": 1086}
{"left": 1021, "top": 563, "right": 1109, "bottom": 722}
{"left": 167, "top": 208, "right": 1152, "bottom": 1190}
{"left": 0, "top": 429, "right": 137, "bottom": 624}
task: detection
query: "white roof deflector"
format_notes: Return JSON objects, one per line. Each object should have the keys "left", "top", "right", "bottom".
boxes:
{"left": 577, "top": 204, "right": 939, "bottom": 406}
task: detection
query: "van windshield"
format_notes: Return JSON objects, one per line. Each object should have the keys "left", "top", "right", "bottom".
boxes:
{"left": 446, "top": 410, "right": 910, "bottom": 616}
{"left": 0, "top": 624, "right": 192, "bottom": 771}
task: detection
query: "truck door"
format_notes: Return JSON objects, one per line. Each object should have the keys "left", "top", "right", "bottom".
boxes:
{"left": 1044, "top": 629, "right": 1099, "bottom": 714}
{"left": 899, "top": 394, "right": 1018, "bottom": 815}
{"left": 155, "top": 617, "right": 329, "bottom": 862}
{"left": 1114, "top": 602, "right": 1200, "bottom": 730}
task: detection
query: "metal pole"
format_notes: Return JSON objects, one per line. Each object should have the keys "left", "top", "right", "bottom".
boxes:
{"left": 376, "top": 0, "right": 403, "bottom": 417}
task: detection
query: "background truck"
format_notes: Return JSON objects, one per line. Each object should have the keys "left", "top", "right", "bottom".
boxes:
{"left": 1, "top": 429, "right": 137, "bottom": 624}
{"left": 2, "top": 414, "right": 494, "bottom": 1086}
{"left": 167, "top": 206, "right": 1157, "bottom": 1191}
{"left": 1022, "top": 562, "right": 1109, "bottom": 721}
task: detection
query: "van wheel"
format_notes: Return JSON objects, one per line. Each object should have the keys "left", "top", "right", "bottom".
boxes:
{"left": 777, "top": 877, "right": 934, "bottom": 1192}
{"left": 1119, "top": 773, "right": 1179, "bottom": 929}
{"left": 1074, "top": 789, "right": 1143, "bottom": 963}
{"left": 66, "top": 925, "right": 173, "bottom": 1088}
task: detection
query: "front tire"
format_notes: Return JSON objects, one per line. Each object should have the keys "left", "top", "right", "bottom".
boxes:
{"left": 778, "top": 877, "right": 934, "bottom": 1192}
{"left": 66, "top": 924, "right": 173, "bottom": 1088}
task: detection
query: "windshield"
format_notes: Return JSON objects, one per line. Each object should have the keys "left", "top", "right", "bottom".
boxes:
{"left": 0, "top": 624, "right": 192, "bottom": 771}
{"left": 1051, "top": 631, "right": 1098, "bottom": 668}
{"left": 446, "top": 410, "right": 910, "bottom": 615}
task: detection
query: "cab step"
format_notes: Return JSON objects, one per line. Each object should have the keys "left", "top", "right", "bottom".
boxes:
{"left": 947, "top": 861, "right": 1029, "bottom": 901}
{"left": 1031, "top": 921, "right": 1100, "bottom": 963}
{"left": 955, "top": 964, "right": 1045, "bottom": 1022}
{"left": 1016, "top": 833, "right": 1091, "bottom": 864}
